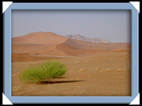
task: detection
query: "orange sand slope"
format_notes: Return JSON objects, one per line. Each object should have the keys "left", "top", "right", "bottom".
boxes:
{"left": 12, "top": 32, "right": 131, "bottom": 56}
{"left": 12, "top": 53, "right": 64, "bottom": 62}
{"left": 12, "top": 32, "right": 68, "bottom": 45}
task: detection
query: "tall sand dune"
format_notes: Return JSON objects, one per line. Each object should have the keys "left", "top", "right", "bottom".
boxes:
{"left": 12, "top": 32, "right": 131, "bottom": 56}
{"left": 12, "top": 32, "right": 68, "bottom": 45}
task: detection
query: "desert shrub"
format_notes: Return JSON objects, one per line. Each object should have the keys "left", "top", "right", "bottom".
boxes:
{"left": 19, "top": 60, "right": 67, "bottom": 83}
{"left": 88, "top": 60, "right": 91, "bottom": 62}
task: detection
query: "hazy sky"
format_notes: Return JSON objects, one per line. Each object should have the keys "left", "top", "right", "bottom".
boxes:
{"left": 11, "top": 10, "right": 131, "bottom": 43}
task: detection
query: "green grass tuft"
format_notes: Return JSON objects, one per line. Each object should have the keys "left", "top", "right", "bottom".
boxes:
{"left": 88, "top": 60, "right": 91, "bottom": 62}
{"left": 19, "top": 60, "right": 67, "bottom": 83}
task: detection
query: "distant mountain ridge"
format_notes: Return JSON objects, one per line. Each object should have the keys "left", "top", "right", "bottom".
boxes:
{"left": 65, "top": 34, "right": 111, "bottom": 43}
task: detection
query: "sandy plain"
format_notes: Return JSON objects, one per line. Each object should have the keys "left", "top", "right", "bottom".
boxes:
{"left": 11, "top": 50, "right": 131, "bottom": 96}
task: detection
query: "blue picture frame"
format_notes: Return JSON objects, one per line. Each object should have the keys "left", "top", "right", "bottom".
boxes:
{"left": 3, "top": 3, "right": 139, "bottom": 104}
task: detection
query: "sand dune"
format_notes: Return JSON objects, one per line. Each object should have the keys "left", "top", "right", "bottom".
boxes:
{"left": 12, "top": 32, "right": 131, "bottom": 56}
{"left": 56, "top": 43, "right": 108, "bottom": 56}
{"left": 12, "top": 32, "right": 68, "bottom": 45}
{"left": 65, "top": 39, "right": 130, "bottom": 50}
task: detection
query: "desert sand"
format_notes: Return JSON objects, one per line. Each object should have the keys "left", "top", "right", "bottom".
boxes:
{"left": 11, "top": 32, "right": 131, "bottom": 96}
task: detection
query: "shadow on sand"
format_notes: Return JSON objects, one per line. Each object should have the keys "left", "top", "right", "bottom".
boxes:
{"left": 40, "top": 80, "right": 84, "bottom": 84}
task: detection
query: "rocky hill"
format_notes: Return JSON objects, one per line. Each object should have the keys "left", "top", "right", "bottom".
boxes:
{"left": 65, "top": 34, "right": 111, "bottom": 43}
